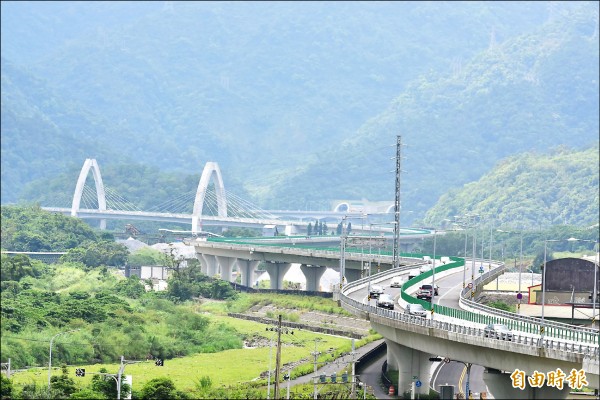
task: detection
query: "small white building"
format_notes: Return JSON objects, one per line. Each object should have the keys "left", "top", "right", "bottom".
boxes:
{"left": 262, "top": 225, "right": 279, "bottom": 236}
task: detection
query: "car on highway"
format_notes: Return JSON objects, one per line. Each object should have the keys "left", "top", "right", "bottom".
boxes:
{"left": 484, "top": 323, "right": 514, "bottom": 340}
{"left": 405, "top": 303, "right": 427, "bottom": 317}
{"left": 416, "top": 288, "right": 433, "bottom": 301}
{"left": 369, "top": 285, "right": 384, "bottom": 299}
{"left": 408, "top": 269, "right": 420, "bottom": 279}
{"left": 390, "top": 276, "right": 404, "bottom": 288}
{"left": 419, "top": 284, "right": 439, "bottom": 296}
{"left": 376, "top": 293, "right": 395, "bottom": 310}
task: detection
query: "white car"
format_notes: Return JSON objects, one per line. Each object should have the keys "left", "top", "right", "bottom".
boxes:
{"left": 369, "top": 285, "right": 384, "bottom": 298}
{"left": 390, "top": 276, "right": 404, "bottom": 288}
{"left": 408, "top": 269, "right": 420, "bottom": 280}
{"left": 484, "top": 323, "right": 514, "bottom": 340}
{"left": 405, "top": 303, "right": 427, "bottom": 317}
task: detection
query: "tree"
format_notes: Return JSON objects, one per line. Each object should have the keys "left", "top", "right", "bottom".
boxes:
{"left": 60, "top": 241, "right": 128, "bottom": 269}
{"left": 49, "top": 365, "right": 77, "bottom": 397}
{"left": 139, "top": 377, "right": 189, "bottom": 399}
{"left": 69, "top": 388, "right": 108, "bottom": 399}
{"left": 90, "top": 367, "right": 130, "bottom": 399}
{"left": 17, "top": 382, "right": 64, "bottom": 400}
{"left": 347, "top": 222, "right": 352, "bottom": 234}
{"left": 115, "top": 276, "right": 146, "bottom": 298}
{"left": 1, "top": 374, "right": 12, "bottom": 400}
{"left": 128, "top": 247, "right": 164, "bottom": 267}
{"left": 336, "top": 222, "right": 343, "bottom": 235}
{"left": 0, "top": 254, "right": 35, "bottom": 281}
{"left": 307, "top": 222, "right": 312, "bottom": 236}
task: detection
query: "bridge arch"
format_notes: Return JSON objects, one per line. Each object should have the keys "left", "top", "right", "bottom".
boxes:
{"left": 334, "top": 202, "right": 350, "bottom": 213}
{"left": 192, "top": 162, "right": 227, "bottom": 233}
{"left": 71, "top": 158, "right": 107, "bottom": 229}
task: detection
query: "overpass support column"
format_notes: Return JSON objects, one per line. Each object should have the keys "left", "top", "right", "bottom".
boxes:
{"left": 264, "top": 262, "right": 291, "bottom": 290}
{"left": 344, "top": 268, "right": 362, "bottom": 283}
{"left": 200, "top": 254, "right": 218, "bottom": 277}
{"left": 386, "top": 340, "right": 431, "bottom": 396}
{"left": 216, "top": 256, "right": 235, "bottom": 282}
{"left": 236, "top": 259, "right": 260, "bottom": 287}
{"left": 482, "top": 368, "right": 570, "bottom": 399}
{"left": 300, "top": 264, "right": 327, "bottom": 292}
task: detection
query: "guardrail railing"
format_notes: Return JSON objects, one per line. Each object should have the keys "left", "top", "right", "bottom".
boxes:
{"left": 342, "top": 258, "right": 598, "bottom": 351}
{"left": 191, "top": 237, "right": 599, "bottom": 348}
{"left": 340, "top": 292, "right": 599, "bottom": 359}
{"left": 458, "top": 260, "right": 599, "bottom": 341}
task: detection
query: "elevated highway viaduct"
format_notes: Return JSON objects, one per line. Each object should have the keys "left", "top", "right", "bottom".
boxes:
{"left": 185, "top": 237, "right": 598, "bottom": 398}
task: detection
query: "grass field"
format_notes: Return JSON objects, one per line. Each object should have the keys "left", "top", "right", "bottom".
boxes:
{"left": 10, "top": 314, "right": 377, "bottom": 397}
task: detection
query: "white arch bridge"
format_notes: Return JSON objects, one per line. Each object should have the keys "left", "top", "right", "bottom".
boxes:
{"left": 41, "top": 159, "right": 383, "bottom": 234}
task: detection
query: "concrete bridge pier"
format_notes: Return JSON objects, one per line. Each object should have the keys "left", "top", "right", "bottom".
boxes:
{"left": 236, "top": 259, "right": 260, "bottom": 287}
{"left": 345, "top": 268, "right": 363, "bottom": 283}
{"left": 200, "top": 254, "right": 218, "bottom": 277}
{"left": 216, "top": 256, "right": 235, "bottom": 282}
{"left": 264, "top": 262, "right": 292, "bottom": 290}
{"left": 482, "top": 368, "right": 570, "bottom": 399}
{"left": 300, "top": 264, "right": 327, "bottom": 291}
{"left": 386, "top": 340, "right": 431, "bottom": 396}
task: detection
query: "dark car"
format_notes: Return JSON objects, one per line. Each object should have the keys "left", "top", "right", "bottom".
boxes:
{"left": 484, "top": 323, "right": 514, "bottom": 340}
{"left": 376, "top": 293, "right": 395, "bottom": 310}
{"left": 416, "top": 289, "right": 432, "bottom": 301}
{"left": 420, "top": 284, "right": 439, "bottom": 296}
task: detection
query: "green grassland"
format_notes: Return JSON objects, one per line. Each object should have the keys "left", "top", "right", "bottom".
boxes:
{"left": 9, "top": 301, "right": 380, "bottom": 397}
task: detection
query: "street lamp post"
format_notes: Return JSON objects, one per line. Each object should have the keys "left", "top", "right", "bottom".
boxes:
{"left": 463, "top": 228, "right": 468, "bottom": 289}
{"left": 367, "top": 221, "right": 396, "bottom": 301}
{"left": 565, "top": 238, "right": 599, "bottom": 328}
{"left": 48, "top": 329, "right": 79, "bottom": 391}
{"left": 542, "top": 239, "right": 553, "bottom": 340}
{"left": 519, "top": 231, "right": 524, "bottom": 312}
{"left": 431, "top": 229, "right": 437, "bottom": 312}
{"left": 471, "top": 218, "right": 478, "bottom": 299}
{"left": 593, "top": 242, "right": 599, "bottom": 328}
{"left": 497, "top": 229, "right": 525, "bottom": 313}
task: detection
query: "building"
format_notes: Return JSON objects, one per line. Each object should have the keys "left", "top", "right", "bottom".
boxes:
{"left": 533, "top": 257, "right": 599, "bottom": 305}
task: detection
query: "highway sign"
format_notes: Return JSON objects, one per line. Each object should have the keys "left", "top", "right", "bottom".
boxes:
{"left": 415, "top": 380, "right": 422, "bottom": 388}
{"left": 517, "top": 293, "right": 523, "bottom": 300}
{"left": 479, "top": 267, "right": 484, "bottom": 274}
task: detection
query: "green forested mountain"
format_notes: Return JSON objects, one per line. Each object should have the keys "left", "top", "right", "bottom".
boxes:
{"left": 268, "top": 3, "right": 599, "bottom": 220}
{"left": 1, "top": 1, "right": 598, "bottom": 226}
{"left": 423, "top": 147, "right": 600, "bottom": 227}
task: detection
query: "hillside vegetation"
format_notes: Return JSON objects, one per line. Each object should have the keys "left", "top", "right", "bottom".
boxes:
{"left": 1, "top": 2, "right": 598, "bottom": 227}
{"left": 272, "top": 3, "right": 599, "bottom": 221}
{"left": 1, "top": 206, "right": 376, "bottom": 399}
{"left": 423, "top": 147, "right": 599, "bottom": 227}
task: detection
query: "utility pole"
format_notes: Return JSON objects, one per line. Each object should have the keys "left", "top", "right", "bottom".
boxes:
{"left": 312, "top": 338, "right": 321, "bottom": 400}
{"left": 350, "top": 339, "right": 356, "bottom": 398}
{"left": 274, "top": 314, "right": 283, "bottom": 399}
{"left": 392, "top": 135, "right": 402, "bottom": 268}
